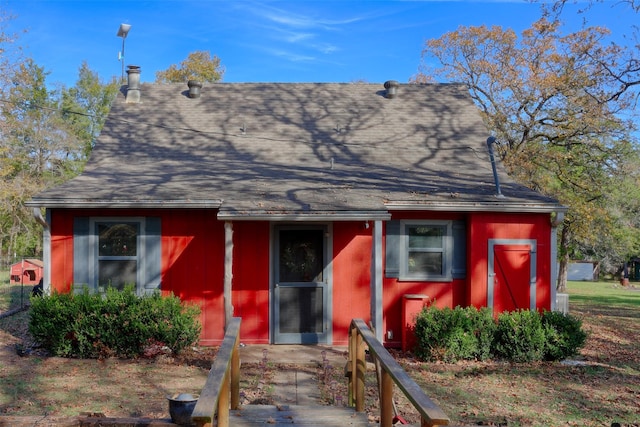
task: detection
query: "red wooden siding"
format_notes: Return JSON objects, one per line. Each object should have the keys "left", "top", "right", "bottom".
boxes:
{"left": 48, "top": 208, "right": 553, "bottom": 347}
{"left": 332, "top": 222, "right": 372, "bottom": 345}
{"left": 50, "top": 210, "right": 76, "bottom": 293}
{"left": 160, "top": 210, "right": 225, "bottom": 346}
{"left": 48, "top": 209, "right": 227, "bottom": 345}
{"left": 382, "top": 212, "right": 467, "bottom": 348}
{"left": 468, "top": 212, "right": 551, "bottom": 312}
{"left": 231, "top": 222, "right": 271, "bottom": 344}
{"left": 10, "top": 260, "right": 44, "bottom": 285}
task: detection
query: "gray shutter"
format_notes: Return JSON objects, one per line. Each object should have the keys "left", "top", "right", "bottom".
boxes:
{"left": 452, "top": 220, "right": 466, "bottom": 279}
{"left": 143, "top": 217, "right": 162, "bottom": 295}
{"left": 385, "top": 220, "right": 400, "bottom": 278}
{"left": 73, "top": 217, "right": 91, "bottom": 293}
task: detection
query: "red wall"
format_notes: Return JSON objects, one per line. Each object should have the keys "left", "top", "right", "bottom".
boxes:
{"left": 10, "top": 260, "right": 44, "bottom": 285}
{"left": 48, "top": 209, "right": 553, "bottom": 347}
{"left": 468, "top": 212, "right": 552, "bottom": 312}
{"left": 161, "top": 210, "right": 225, "bottom": 345}
{"left": 231, "top": 222, "right": 270, "bottom": 344}
{"left": 332, "top": 222, "right": 372, "bottom": 345}
{"left": 50, "top": 211, "right": 76, "bottom": 293}
{"left": 49, "top": 209, "right": 227, "bottom": 345}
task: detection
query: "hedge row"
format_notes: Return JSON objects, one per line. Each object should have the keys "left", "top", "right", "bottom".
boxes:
{"left": 29, "top": 286, "right": 201, "bottom": 359}
{"left": 413, "top": 306, "right": 587, "bottom": 363}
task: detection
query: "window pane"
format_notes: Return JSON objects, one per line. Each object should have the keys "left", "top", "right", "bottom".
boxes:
{"left": 408, "top": 252, "right": 443, "bottom": 275}
{"left": 279, "top": 230, "right": 323, "bottom": 282}
{"left": 99, "top": 260, "right": 137, "bottom": 290}
{"left": 408, "top": 226, "right": 444, "bottom": 249}
{"left": 98, "top": 223, "right": 138, "bottom": 256}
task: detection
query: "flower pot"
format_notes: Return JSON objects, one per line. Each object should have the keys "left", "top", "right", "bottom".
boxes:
{"left": 167, "top": 393, "right": 199, "bottom": 425}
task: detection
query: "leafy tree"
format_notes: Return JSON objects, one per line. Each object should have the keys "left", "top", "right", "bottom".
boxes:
{"left": 416, "top": 17, "right": 639, "bottom": 290}
{"left": 60, "top": 61, "right": 118, "bottom": 158}
{"left": 0, "top": 59, "right": 70, "bottom": 260}
{"left": 0, "top": 55, "right": 117, "bottom": 261}
{"left": 155, "top": 50, "right": 225, "bottom": 83}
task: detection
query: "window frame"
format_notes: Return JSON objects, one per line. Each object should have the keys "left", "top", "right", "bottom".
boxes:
{"left": 89, "top": 217, "right": 145, "bottom": 293}
{"left": 399, "top": 220, "right": 453, "bottom": 281}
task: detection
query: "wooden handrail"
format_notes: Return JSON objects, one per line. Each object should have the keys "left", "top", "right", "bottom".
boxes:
{"left": 192, "top": 317, "right": 242, "bottom": 427}
{"left": 348, "top": 318, "right": 451, "bottom": 427}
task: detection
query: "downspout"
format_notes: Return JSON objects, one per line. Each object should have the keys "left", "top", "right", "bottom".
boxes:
{"left": 32, "top": 208, "right": 51, "bottom": 295}
{"left": 486, "top": 137, "right": 504, "bottom": 198}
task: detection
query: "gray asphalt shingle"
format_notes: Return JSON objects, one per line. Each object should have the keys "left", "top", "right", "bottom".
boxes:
{"left": 29, "top": 82, "right": 561, "bottom": 215}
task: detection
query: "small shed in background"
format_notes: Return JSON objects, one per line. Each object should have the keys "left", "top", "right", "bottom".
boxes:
{"left": 567, "top": 261, "right": 599, "bottom": 281}
{"left": 10, "top": 259, "right": 44, "bottom": 285}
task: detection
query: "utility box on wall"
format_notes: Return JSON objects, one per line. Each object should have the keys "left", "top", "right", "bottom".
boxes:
{"left": 401, "top": 294, "right": 429, "bottom": 352}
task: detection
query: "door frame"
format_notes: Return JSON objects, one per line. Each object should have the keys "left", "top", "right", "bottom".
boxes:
{"left": 271, "top": 223, "right": 333, "bottom": 344}
{"left": 487, "top": 239, "right": 537, "bottom": 311}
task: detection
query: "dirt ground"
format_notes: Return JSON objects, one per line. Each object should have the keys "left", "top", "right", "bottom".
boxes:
{"left": 1, "top": 295, "right": 640, "bottom": 426}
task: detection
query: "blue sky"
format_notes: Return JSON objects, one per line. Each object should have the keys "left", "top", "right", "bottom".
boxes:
{"left": 3, "top": 0, "right": 637, "bottom": 87}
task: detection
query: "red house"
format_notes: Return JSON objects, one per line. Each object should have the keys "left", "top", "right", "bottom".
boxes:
{"left": 10, "top": 259, "right": 44, "bottom": 286}
{"left": 27, "top": 69, "right": 566, "bottom": 347}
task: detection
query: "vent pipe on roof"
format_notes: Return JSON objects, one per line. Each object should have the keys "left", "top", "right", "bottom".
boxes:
{"left": 188, "top": 80, "right": 202, "bottom": 98}
{"left": 486, "top": 136, "right": 504, "bottom": 198}
{"left": 125, "top": 65, "right": 141, "bottom": 103}
{"left": 384, "top": 80, "right": 399, "bottom": 99}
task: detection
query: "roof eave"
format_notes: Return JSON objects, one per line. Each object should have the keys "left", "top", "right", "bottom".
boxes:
{"left": 385, "top": 200, "right": 567, "bottom": 213}
{"left": 217, "top": 210, "right": 392, "bottom": 221}
{"left": 25, "top": 199, "right": 224, "bottom": 209}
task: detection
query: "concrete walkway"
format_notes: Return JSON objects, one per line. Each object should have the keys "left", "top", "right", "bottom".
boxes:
{"left": 238, "top": 345, "right": 349, "bottom": 405}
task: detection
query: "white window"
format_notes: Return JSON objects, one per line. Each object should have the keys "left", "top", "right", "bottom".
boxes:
{"left": 399, "top": 220, "right": 453, "bottom": 281}
{"left": 90, "top": 218, "right": 144, "bottom": 292}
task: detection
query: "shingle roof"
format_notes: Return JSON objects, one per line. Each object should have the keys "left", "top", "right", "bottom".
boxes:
{"left": 29, "top": 82, "right": 562, "bottom": 217}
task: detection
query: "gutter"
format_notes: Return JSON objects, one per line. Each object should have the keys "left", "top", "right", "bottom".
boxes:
{"left": 384, "top": 201, "right": 568, "bottom": 214}
{"left": 217, "top": 210, "right": 392, "bottom": 221}
{"left": 25, "top": 199, "right": 224, "bottom": 209}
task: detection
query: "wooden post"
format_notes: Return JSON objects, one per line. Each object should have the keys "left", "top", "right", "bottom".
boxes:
{"left": 355, "top": 332, "right": 366, "bottom": 412}
{"left": 348, "top": 325, "right": 354, "bottom": 407}
{"left": 380, "top": 369, "right": 394, "bottom": 427}
{"left": 224, "top": 221, "right": 234, "bottom": 327}
{"left": 230, "top": 336, "right": 240, "bottom": 410}
{"left": 421, "top": 418, "right": 445, "bottom": 427}
{"left": 217, "top": 370, "right": 230, "bottom": 427}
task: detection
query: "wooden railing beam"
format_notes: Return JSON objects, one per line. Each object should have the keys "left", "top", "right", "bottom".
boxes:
{"left": 348, "top": 318, "right": 450, "bottom": 427}
{"left": 192, "top": 317, "right": 242, "bottom": 427}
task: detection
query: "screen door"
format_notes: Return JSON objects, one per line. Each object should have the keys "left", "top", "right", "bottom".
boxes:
{"left": 274, "top": 227, "right": 328, "bottom": 344}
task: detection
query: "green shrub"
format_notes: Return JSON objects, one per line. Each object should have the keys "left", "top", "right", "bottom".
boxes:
{"left": 494, "top": 310, "right": 546, "bottom": 363}
{"left": 29, "top": 286, "right": 201, "bottom": 358}
{"left": 414, "top": 305, "right": 496, "bottom": 362}
{"left": 414, "top": 306, "right": 587, "bottom": 363}
{"left": 541, "top": 310, "right": 587, "bottom": 361}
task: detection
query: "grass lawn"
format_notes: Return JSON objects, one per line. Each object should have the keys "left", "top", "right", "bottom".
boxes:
{"left": 0, "top": 279, "right": 638, "bottom": 426}
{"left": 0, "top": 270, "right": 32, "bottom": 314}
{"left": 399, "top": 280, "right": 640, "bottom": 426}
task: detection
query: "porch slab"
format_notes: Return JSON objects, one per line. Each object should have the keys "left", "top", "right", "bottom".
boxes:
{"left": 239, "top": 345, "right": 349, "bottom": 407}
{"left": 239, "top": 344, "right": 348, "bottom": 365}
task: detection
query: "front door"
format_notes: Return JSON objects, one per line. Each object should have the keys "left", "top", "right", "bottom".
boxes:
{"left": 273, "top": 226, "right": 329, "bottom": 344}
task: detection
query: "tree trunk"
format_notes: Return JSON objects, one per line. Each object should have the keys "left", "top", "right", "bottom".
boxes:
{"left": 557, "top": 224, "right": 570, "bottom": 293}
